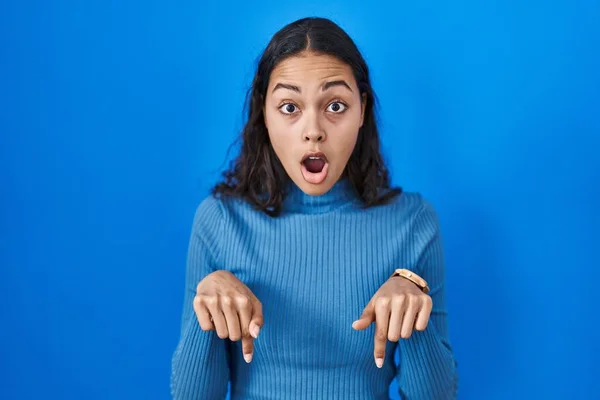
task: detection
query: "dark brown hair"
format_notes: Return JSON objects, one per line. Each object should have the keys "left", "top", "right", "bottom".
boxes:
{"left": 212, "top": 17, "right": 402, "bottom": 217}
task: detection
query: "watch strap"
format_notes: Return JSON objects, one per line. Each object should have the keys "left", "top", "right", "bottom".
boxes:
{"left": 390, "top": 268, "right": 430, "bottom": 294}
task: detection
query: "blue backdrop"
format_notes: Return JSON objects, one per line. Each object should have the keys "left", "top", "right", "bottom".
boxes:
{"left": 1, "top": 1, "right": 598, "bottom": 399}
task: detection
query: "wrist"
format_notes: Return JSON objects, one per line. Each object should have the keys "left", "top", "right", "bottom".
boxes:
{"left": 390, "top": 275, "right": 418, "bottom": 286}
{"left": 389, "top": 268, "right": 430, "bottom": 294}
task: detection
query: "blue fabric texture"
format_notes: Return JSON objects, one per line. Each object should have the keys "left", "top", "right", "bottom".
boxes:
{"left": 171, "top": 178, "right": 459, "bottom": 399}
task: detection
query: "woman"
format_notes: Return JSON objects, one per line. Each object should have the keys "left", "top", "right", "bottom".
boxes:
{"left": 171, "top": 17, "right": 458, "bottom": 400}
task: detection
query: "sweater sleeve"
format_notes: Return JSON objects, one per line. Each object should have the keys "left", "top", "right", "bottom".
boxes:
{"left": 396, "top": 199, "right": 459, "bottom": 399}
{"left": 170, "top": 196, "right": 230, "bottom": 400}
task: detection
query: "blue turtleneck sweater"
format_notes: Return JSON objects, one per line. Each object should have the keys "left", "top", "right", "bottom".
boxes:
{"left": 170, "top": 178, "right": 459, "bottom": 399}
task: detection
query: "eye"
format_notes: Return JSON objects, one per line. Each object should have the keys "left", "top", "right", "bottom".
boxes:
{"left": 279, "top": 102, "right": 300, "bottom": 115}
{"left": 326, "top": 101, "right": 347, "bottom": 113}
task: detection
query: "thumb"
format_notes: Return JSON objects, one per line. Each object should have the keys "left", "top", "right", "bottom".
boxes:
{"left": 352, "top": 303, "right": 375, "bottom": 330}
{"left": 249, "top": 299, "right": 264, "bottom": 339}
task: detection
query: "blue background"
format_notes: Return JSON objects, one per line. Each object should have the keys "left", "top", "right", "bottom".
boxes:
{"left": 1, "top": 1, "right": 598, "bottom": 399}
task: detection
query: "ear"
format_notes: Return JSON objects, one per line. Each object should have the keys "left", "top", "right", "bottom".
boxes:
{"left": 359, "top": 93, "right": 367, "bottom": 127}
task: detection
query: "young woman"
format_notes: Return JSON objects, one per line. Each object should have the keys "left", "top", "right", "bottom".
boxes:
{"left": 171, "top": 17, "right": 458, "bottom": 400}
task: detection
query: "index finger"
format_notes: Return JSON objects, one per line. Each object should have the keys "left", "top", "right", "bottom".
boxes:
{"left": 374, "top": 299, "right": 391, "bottom": 368}
{"left": 236, "top": 296, "right": 255, "bottom": 361}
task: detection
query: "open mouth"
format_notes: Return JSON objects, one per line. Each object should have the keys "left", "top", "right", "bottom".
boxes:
{"left": 301, "top": 152, "right": 329, "bottom": 184}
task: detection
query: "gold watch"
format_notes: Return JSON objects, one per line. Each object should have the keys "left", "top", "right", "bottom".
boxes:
{"left": 390, "top": 268, "right": 430, "bottom": 294}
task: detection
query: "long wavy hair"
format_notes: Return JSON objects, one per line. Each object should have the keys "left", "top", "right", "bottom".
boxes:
{"left": 212, "top": 17, "right": 402, "bottom": 217}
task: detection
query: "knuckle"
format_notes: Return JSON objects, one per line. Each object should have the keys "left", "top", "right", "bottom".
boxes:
{"left": 199, "top": 322, "right": 210, "bottom": 331}
{"left": 407, "top": 298, "right": 418, "bottom": 309}
{"left": 392, "top": 295, "right": 405, "bottom": 307}
{"left": 217, "top": 331, "right": 228, "bottom": 339}
{"left": 193, "top": 296, "right": 201, "bottom": 311}
{"left": 221, "top": 296, "right": 232, "bottom": 307}
{"left": 376, "top": 297, "right": 391, "bottom": 309}
{"left": 236, "top": 296, "right": 250, "bottom": 308}
{"left": 375, "top": 330, "right": 388, "bottom": 341}
{"left": 240, "top": 326, "right": 251, "bottom": 338}
{"left": 387, "top": 332, "right": 400, "bottom": 342}
{"left": 204, "top": 296, "right": 217, "bottom": 306}
{"left": 424, "top": 295, "right": 433, "bottom": 307}
{"left": 243, "top": 341, "right": 254, "bottom": 354}
{"left": 401, "top": 330, "right": 413, "bottom": 339}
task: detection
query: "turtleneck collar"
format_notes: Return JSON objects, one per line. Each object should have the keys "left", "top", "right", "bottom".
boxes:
{"left": 282, "top": 176, "right": 361, "bottom": 214}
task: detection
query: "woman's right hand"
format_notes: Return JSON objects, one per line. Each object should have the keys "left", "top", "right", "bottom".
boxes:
{"left": 193, "top": 270, "right": 263, "bottom": 363}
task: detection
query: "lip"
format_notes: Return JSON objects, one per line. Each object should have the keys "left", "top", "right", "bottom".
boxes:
{"left": 301, "top": 151, "right": 329, "bottom": 164}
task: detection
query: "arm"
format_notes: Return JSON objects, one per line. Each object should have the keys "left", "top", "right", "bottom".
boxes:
{"left": 396, "top": 199, "right": 459, "bottom": 399}
{"left": 171, "top": 197, "right": 230, "bottom": 400}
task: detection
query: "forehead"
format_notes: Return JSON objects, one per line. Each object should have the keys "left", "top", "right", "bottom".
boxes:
{"left": 268, "top": 52, "right": 356, "bottom": 89}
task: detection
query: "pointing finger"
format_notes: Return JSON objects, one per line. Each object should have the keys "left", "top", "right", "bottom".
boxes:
{"left": 374, "top": 297, "right": 391, "bottom": 368}
{"left": 236, "top": 295, "right": 255, "bottom": 362}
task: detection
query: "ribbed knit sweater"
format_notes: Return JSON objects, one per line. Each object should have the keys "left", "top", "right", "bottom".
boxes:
{"left": 170, "top": 177, "right": 459, "bottom": 399}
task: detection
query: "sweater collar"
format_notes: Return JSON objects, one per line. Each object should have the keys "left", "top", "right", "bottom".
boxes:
{"left": 282, "top": 176, "right": 360, "bottom": 214}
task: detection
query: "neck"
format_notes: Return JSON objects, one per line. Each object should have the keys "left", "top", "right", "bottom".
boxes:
{"left": 282, "top": 176, "right": 360, "bottom": 214}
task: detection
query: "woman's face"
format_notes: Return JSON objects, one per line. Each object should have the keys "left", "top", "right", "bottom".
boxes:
{"left": 264, "top": 51, "right": 366, "bottom": 196}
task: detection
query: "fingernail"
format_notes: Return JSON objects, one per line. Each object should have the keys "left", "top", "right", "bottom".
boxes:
{"left": 251, "top": 325, "right": 260, "bottom": 339}
{"left": 244, "top": 353, "right": 253, "bottom": 363}
{"left": 375, "top": 358, "right": 384, "bottom": 368}
{"left": 352, "top": 321, "right": 358, "bottom": 329}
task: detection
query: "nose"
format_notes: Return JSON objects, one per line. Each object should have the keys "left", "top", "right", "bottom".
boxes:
{"left": 302, "top": 113, "right": 326, "bottom": 143}
{"left": 304, "top": 131, "right": 324, "bottom": 142}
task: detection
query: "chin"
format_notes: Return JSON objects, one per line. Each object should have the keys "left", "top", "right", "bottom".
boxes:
{"left": 302, "top": 185, "right": 329, "bottom": 196}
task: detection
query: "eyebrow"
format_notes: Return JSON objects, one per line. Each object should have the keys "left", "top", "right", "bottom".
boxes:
{"left": 271, "top": 80, "right": 353, "bottom": 94}
{"left": 322, "top": 80, "right": 353, "bottom": 92}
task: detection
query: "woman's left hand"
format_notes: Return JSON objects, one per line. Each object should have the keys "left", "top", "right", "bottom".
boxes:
{"left": 351, "top": 275, "right": 433, "bottom": 368}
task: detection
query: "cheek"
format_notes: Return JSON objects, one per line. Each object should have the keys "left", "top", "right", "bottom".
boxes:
{"left": 340, "top": 132, "right": 359, "bottom": 158}
{"left": 329, "top": 116, "right": 360, "bottom": 155}
{"left": 266, "top": 116, "right": 295, "bottom": 163}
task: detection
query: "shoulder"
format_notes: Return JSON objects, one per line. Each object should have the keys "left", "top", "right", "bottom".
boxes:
{"left": 402, "top": 193, "right": 442, "bottom": 242}
{"left": 373, "top": 191, "right": 442, "bottom": 240}
{"left": 381, "top": 190, "right": 439, "bottom": 222}
{"left": 193, "top": 194, "right": 223, "bottom": 225}
{"left": 190, "top": 194, "right": 232, "bottom": 240}
{"left": 192, "top": 192, "right": 253, "bottom": 233}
